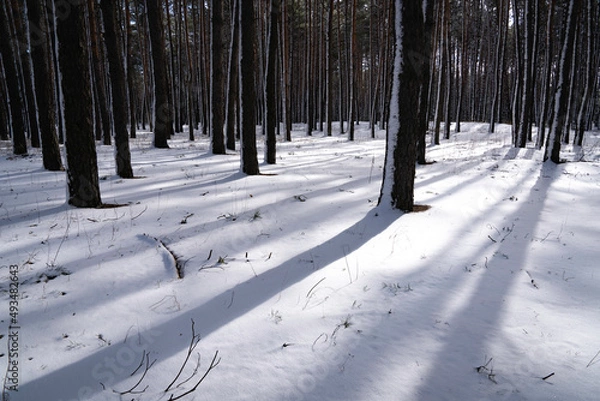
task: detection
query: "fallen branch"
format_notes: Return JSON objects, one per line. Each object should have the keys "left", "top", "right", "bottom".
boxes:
{"left": 145, "top": 234, "right": 185, "bottom": 279}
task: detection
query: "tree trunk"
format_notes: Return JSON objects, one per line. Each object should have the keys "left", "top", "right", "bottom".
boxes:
{"left": 379, "top": 0, "right": 425, "bottom": 212}
{"left": 55, "top": 0, "right": 102, "bottom": 207}
{"left": 325, "top": 0, "right": 334, "bottom": 137}
{"left": 100, "top": 0, "right": 134, "bottom": 178}
{"left": 544, "top": 0, "right": 582, "bottom": 163}
{"left": 240, "top": 0, "right": 260, "bottom": 174}
{"left": 417, "top": 0, "right": 435, "bottom": 164}
{"left": 88, "top": 0, "right": 112, "bottom": 145}
{"left": 516, "top": 0, "right": 536, "bottom": 148}
{"left": 264, "top": 0, "right": 280, "bottom": 164}
{"left": 225, "top": 0, "right": 240, "bottom": 150}
{"left": 211, "top": 0, "right": 226, "bottom": 154}
{"left": 26, "top": 0, "right": 63, "bottom": 170}
{"left": 146, "top": 0, "right": 173, "bottom": 148}
{"left": 574, "top": 0, "right": 594, "bottom": 146}
{"left": 0, "top": 2, "right": 27, "bottom": 155}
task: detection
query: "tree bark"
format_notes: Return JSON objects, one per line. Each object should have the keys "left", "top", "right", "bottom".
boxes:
{"left": 0, "top": 2, "right": 27, "bottom": 155}
{"left": 26, "top": 0, "right": 63, "bottom": 170}
{"left": 379, "top": 0, "right": 425, "bottom": 212}
{"left": 240, "top": 0, "right": 260, "bottom": 174}
{"left": 100, "top": 0, "right": 134, "bottom": 178}
{"left": 146, "top": 0, "right": 173, "bottom": 148}
{"left": 211, "top": 0, "right": 226, "bottom": 154}
{"left": 544, "top": 0, "right": 582, "bottom": 163}
{"left": 55, "top": 0, "right": 102, "bottom": 207}
{"left": 264, "top": 0, "right": 280, "bottom": 164}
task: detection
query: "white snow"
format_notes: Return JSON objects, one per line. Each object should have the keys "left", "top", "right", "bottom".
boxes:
{"left": 1, "top": 123, "right": 599, "bottom": 401}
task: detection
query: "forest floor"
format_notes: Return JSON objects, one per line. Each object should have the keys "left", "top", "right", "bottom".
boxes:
{"left": 1, "top": 122, "right": 599, "bottom": 401}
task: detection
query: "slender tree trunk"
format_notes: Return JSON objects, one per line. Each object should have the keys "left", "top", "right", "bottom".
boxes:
{"left": 0, "top": 2, "right": 27, "bottom": 155}
{"left": 280, "top": 0, "right": 291, "bottom": 141}
{"left": 417, "top": 0, "right": 435, "bottom": 164}
{"left": 264, "top": 0, "right": 280, "bottom": 164}
{"left": 55, "top": 0, "right": 102, "bottom": 207}
{"left": 10, "top": 2, "right": 41, "bottom": 148}
{"left": 348, "top": 0, "right": 358, "bottom": 141}
{"left": 211, "top": 0, "right": 226, "bottom": 154}
{"left": 88, "top": 0, "right": 112, "bottom": 145}
{"left": 516, "top": 0, "right": 536, "bottom": 148}
{"left": 536, "top": 0, "right": 554, "bottom": 149}
{"left": 574, "top": 0, "right": 594, "bottom": 146}
{"left": 225, "top": 0, "right": 240, "bottom": 150}
{"left": 325, "top": 0, "right": 334, "bottom": 137}
{"left": 126, "top": 0, "right": 137, "bottom": 139}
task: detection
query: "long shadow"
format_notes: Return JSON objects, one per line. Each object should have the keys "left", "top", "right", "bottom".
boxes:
{"left": 18, "top": 208, "right": 398, "bottom": 400}
{"left": 289, "top": 160, "right": 559, "bottom": 401}
{"left": 412, "top": 162, "right": 559, "bottom": 400}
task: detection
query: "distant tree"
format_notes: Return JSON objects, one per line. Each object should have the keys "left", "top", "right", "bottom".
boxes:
{"left": 100, "top": 0, "right": 134, "bottom": 178}
{"left": 239, "top": 0, "right": 260, "bottom": 174}
{"left": 146, "top": 0, "right": 174, "bottom": 148}
{"left": 379, "top": 0, "right": 425, "bottom": 211}
{"left": 264, "top": 0, "right": 280, "bottom": 164}
{"left": 0, "top": 2, "right": 27, "bottom": 155}
{"left": 211, "top": 0, "right": 226, "bottom": 154}
{"left": 26, "top": 0, "right": 63, "bottom": 171}
{"left": 225, "top": 0, "right": 240, "bottom": 150}
{"left": 55, "top": 0, "right": 102, "bottom": 207}
{"left": 88, "top": 0, "right": 112, "bottom": 145}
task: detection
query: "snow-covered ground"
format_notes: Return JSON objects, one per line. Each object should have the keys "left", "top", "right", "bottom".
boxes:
{"left": 1, "top": 123, "right": 599, "bottom": 401}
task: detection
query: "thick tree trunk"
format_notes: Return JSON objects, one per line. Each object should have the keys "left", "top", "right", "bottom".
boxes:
{"left": 146, "top": 0, "right": 173, "bottom": 148}
{"left": 100, "top": 0, "right": 134, "bottom": 178}
{"left": 26, "top": 0, "right": 63, "bottom": 170}
{"left": 240, "top": 0, "right": 260, "bottom": 174}
{"left": 55, "top": 0, "right": 102, "bottom": 207}
{"left": 379, "top": 0, "right": 424, "bottom": 212}
{"left": 545, "top": 0, "right": 582, "bottom": 162}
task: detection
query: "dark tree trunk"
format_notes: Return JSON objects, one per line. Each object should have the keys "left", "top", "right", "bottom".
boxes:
{"left": 379, "top": 0, "right": 425, "bottom": 212}
{"left": 545, "top": 0, "right": 582, "bottom": 162}
{"left": 211, "top": 0, "right": 226, "bottom": 154}
{"left": 240, "top": 0, "right": 260, "bottom": 174}
{"left": 417, "top": 0, "right": 435, "bottom": 164}
{"left": 126, "top": 0, "right": 137, "bottom": 139}
{"left": 55, "top": 0, "right": 102, "bottom": 207}
{"left": 26, "top": 0, "right": 63, "bottom": 170}
{"left": 264, "top": 0, "right": 280, "bottom": 164}
{"left": 325, "top": 0, "right": 334, "bottom": 137}
{"left": 100, "top": 0, "right": 134, "bottom": 178}
{"left": 11, "top": 2, "right": 41, "bottom": 148}
{"left": 225, "top": 0, "right": 240, "bottom": 150}
{"left": 0, "top": 2, "right": 27, "bottom": 155}
{"left": 88, "top": 0, "right": 112, "bottom": 145}
{"left": 516, "top": 0, "right": 536, "bottom": 148}
{"left": 146, "top": 0, "right": 173, "bottom": 148}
